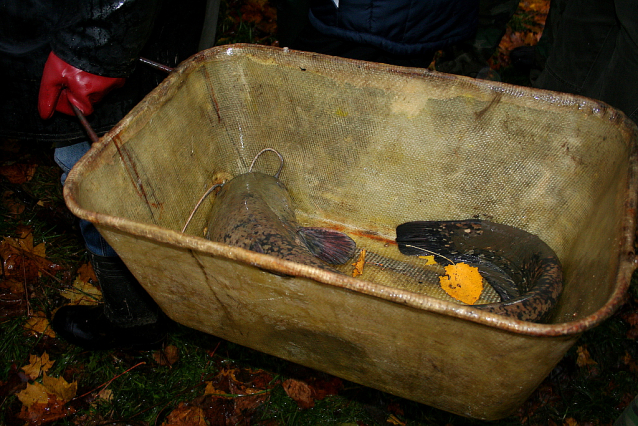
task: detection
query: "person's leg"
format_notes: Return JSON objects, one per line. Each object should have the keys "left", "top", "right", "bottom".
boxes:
{"left": 533, "top": 0, "right": 618, "bottom": 95}
{"left": 593, "top": 0, "right": 638, "bottom": 122}
{"left": 52, "top": 142, "right": 166, "bottom": 350}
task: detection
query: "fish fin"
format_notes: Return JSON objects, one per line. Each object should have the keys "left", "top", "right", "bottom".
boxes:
{"left": 298, "top": 227, "right": 357, "bottom": 265}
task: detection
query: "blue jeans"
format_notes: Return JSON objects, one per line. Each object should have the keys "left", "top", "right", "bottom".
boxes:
{"left": 54, "top": 142, "right": 117, "bottom": 257}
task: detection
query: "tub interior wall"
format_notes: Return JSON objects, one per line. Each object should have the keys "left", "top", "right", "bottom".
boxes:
{"left": 75, "top": 51, "right": 633, "bottom": 323}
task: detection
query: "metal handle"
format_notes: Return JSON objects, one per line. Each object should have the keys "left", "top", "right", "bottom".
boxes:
{"left": 72, "top": 58, "right": 174, "bottom": 143}
{"left": 71, "top": 103, "right": 99, "bottom": 144}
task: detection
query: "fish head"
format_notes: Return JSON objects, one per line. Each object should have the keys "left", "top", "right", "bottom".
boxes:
{"left": 217, "top": 171, "right": 296, "bottom": 223}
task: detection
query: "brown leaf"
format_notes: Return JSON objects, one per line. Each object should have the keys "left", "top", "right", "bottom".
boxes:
{"left": 622, "top": 312, "right": 638, "bottom": 339}
{"left": 311, "top": 377, "right": 343, "bottom": 401}
{"left": 0, "top": 363, "right": 29, "bottom": 398}
{"left": 154, "top": 345, "right": 180, "bottom": 366}
{"left": 202, "top": 367, "right": 273, "bottom": 425}
{"left": 76, "top": 262, "right": 97, "bottom": 284}
{"left": 621, "top": 351, "right": 638, "bottom": 373}
{"left": 282, "top": 378, "right": 314, "bottom": 409}
{"left": 0, "top": 163, "right": 37, "bottom": 184}
{"left": 576, "top": 346, "right": 597, "bottom": 367}
{"left": 2, "top": 190, "right": 26, "bottom": 215}
{"left": 163, "top": 402, "right": 208, "bottom": 426}
{"left": 0, "top": 281, "right": 27, "bottom": 320}
{"left": 1, "top": 232, "right": 63, "bottom": 283}
{"left": 18, "top": 398, "right": 75, "bottom": 425}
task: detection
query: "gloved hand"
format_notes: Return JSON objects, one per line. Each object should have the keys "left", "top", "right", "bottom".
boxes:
{"left": 38, "top": 52, "right": 126, "bottom": 119}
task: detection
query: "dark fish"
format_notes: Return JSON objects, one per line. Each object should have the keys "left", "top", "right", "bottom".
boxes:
{"left": 396, "top": 220, "right": 563, "bottom": 323}
{"left": 204, "top": 150, "right": 356, "bottom": 272}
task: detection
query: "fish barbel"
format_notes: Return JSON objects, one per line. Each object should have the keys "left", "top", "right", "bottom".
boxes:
{"left": 204, "top": 150, "right": 356, "bottom": 272}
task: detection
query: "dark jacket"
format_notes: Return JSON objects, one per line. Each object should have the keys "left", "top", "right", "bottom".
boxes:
{"left": 307, "top": 0, "right": 479, "bottom": 55}
{"left": 0, "top": 0, "right": 204, "bottom": 144}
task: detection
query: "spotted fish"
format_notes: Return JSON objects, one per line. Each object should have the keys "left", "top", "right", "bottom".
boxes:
{"left": 396, "top": 220, "right": 563, "bottom": 322}
{"left": 204, "top": 149, "right": 356, "bottom": 272}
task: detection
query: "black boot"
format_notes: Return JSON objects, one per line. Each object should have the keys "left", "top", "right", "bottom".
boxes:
{"left": 52, "top": 253, "right": 167, "bottom": 350}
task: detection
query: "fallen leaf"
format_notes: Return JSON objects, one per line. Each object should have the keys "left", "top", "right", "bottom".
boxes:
{"left": 2, "top": 190, "right": 26, "bottom": 215}
{"left": 59, "top": 277, "right": 101, "bottom": 305}
{"left": 576, "top": 346, "right": 597, "bottom": 367}
{"left": 16, "top": 381, "right": 50, "bottom": 407}
{"left": 622, "top": 312, "right": 638, "bottom": 339}
{"left": 16, "top": 375, "right": 77, "bottom": 423}
{"left": 387, "top": 414, "right": 407, "bottom": 426}
{"left": 0, "top": 163, "right": 37, "bottom": 184}
{"left": 282, "top": 378, "right": 314, "bottom": 409}
{"left": 622, "top": 351, "right": 638, "bottom": 373}
{"left": 201, "top": 366, "right": 274, "bottom": 424}
{"left": 154, "top": 345, "right": 180, "bottom": 366}
{"left": 17, "top": 397, "right": 75, "bottom": 425}
{"left": 311, "top": 376, "right": 343, "bottom": 401}
{"left": 439, "top": 262, "right": 484, "bottom": 305}
{"left": 564, "top": 418, "right": 578, "bottom": 426}
{"left": 76, "top": 262, "right": 97, "bottom": 284}
{"left": 163, "top": 402, "right": 208, "bottom": 426}
{"left": 418, "top": 255, "right": 437, "bottom": 265}
{"left": 0, "top": 280, "right": 27, "bottom": 320}
{"left": 0, "top": 363, "right": 29, "bottom": 398}
{"left": 21, "top": 352, "right": 55, "bottom": 380}
{"left": 93, "top": 388, "right": 113, "bottom": 405}
{"left": 1, "top": 232, "right": 63, "bottom": 282}
{"left": 42, "top": 374, "right": 77, "bottom": 402}
{"left": 23, "top": 312, "right": 56, "bottom": 338}
{"left": 352, "top": 249, "right": 366, "bottom": 277}
{"left": 204, "top": 382, "right": 227, "bottom": 396}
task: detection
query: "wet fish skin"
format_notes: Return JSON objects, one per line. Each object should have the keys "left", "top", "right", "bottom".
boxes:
{"left": 396, "top": 220, "right": 563, "bottom": 323}
{"left": 206, "top": 171, "right": 355, "bottom": 272}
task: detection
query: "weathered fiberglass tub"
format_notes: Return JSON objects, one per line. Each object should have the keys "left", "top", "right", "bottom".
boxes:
{"left": 63, "top": 44, "right": 638, "bottom": 420}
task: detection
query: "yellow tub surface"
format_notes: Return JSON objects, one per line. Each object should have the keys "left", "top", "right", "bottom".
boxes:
{"left": 64, "top": 44, "right": 638, "bottom": 420}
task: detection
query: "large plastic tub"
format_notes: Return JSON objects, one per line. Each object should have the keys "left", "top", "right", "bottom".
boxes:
{"left": 64, "top": 44, "right": 638, "bottom": 420}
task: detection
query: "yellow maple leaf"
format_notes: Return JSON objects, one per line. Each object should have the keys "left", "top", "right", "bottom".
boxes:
{"left": 23, "top": 312, "right": 56, "bottom": 338}
{"left": 351, "top": 249, "right": 366, "bottom": 278}
{"left": 439, "top": 262, "right": 484, "bottom": 305}
{"left": 418, "top": 255, "right": 437, "bottom": 265}
{"left": 42, "top": 374, "right": 77, "bottom": 402}
{"left": 22, "top": 352, "right": 55, "bottom": 380}
{"left": 17, "top": 382, "right": 50, "bottom": 407}
{"left": 17, "top": 375, "right": 77, "bottom": 412}
{"left": 59, "top": 277, "right": 102, "bottom": 305}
